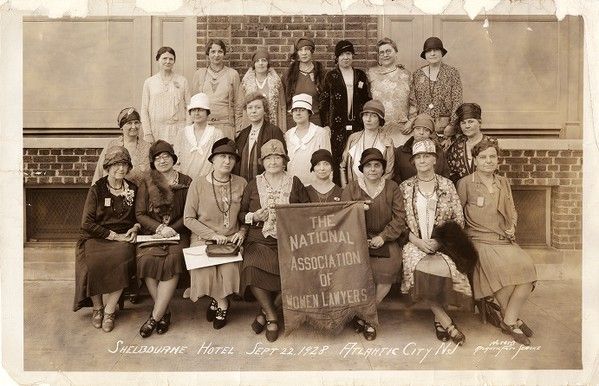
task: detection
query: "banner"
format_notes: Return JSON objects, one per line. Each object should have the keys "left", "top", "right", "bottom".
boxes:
{"left": 276, "top": 201, "right": 378, "bottom": 335}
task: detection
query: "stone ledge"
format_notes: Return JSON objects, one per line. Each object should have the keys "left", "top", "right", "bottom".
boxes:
{"left": 498, "top": 139, "right": 582, "bottom": 151}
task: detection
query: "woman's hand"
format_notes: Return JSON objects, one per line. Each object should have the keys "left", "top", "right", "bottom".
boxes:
{"left": 124, "top": 226, "right": 139, "bottom": 243}
{"left": 159, "top": 226, "right": 177, "bottom": 238}
{"left": 229, "top": 230, "right": 246, "bottom": 246}
{"left": 504, "top": 226, "right": 516, "bottom": 241}
{"left": 401, "top": 120, "right": 414, "bottom": 135}
{"left": 252, "top": 208, "right": 269, "bottom": 223}
{"left": 369, "top": 236, "right": 385, "bottom": 249}
{"left": 412, "top": 237, "right": 435, "bottom": 254}
{"left": 423, "top": 238, "right": 440, "bottom": 252}
{"left": 212, "top": 234, "right": 229, "bottom": 245}
{"left": 363, "top": 200, "right": 372, "bottom": 211}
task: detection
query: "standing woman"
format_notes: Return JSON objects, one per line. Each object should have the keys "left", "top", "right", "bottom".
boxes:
{"left": 135, "top": 140, "right": 192, "bottom": 338}
{"left": 141, "top": 47, "right": 190, "bottom": 144}
{"left": 236, "top": 47, "right": 287, "bottom": 132}
{"left": 73, "top": 146, "right": 140, "bottom": 332}
{"left": 457, "top": 139, "right": 537, "bottom": 346}
{"left": 367, "top": 37, "right": 413, "bottom": 147}
{"left": 399, "top": 139, "right": 473, "bottom": 345}
{"left": 184, "top": 138, "right": 248, "bottom": 330}
{"left": 239, "top": 139, "right": 309, "bottom": 342}
{"left": 340, "top": 100, "right": 394, "bottom": 187}
{"left": 409, "top": 37, "right": 463, "bottom": 141}
{"left": 340, "top": 148, "right": 406, "bottom": 340}
{"left": 285, "top": 94, "right": 331, "bottom": 186}
{"left": 392, "top": 113, "right": 450, "bottom": 184}
{"left": 446, "top": 103, "right": 495, "bottom": 183}
{"left": 173, "top": 93, "right": 225, "bottom": 179}
{"left": 192, "top": 39, "right": 240, "bottom": 140}
{"left": 305, "top": 149, "right": 343, "bottom": 203}
{"left": 282, "top": 38, "right": 325, "bottom": 129}
{"left": 233, "top": 92, "right": 286, "bottom": 183}
{"left": 93, "top": 107, "right": 151, "bottom": 186}
{"left": 320, "top": 40, "right": 371, "bottom": 185}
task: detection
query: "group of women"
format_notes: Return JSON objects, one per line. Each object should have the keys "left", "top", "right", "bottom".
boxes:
{"left": 74, "top": 35, "right": 537, "bottom": 348}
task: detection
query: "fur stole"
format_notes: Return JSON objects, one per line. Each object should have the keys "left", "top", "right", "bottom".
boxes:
{"left": 144, "top": 170, "right": 175, "bottom": 223}
{"left": 431, "top": 221, "right": 478, "bottom": 277}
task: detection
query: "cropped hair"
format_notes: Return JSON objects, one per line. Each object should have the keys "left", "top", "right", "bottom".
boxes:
{"left": 205, "top": 39, "right": 227, "bottom": 55}
{"left": 155, "top": 46, "right": 176, "bottom": 61}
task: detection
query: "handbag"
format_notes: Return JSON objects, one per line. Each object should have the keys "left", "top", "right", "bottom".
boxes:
{"left": 205, "top": 242, "right": 240, "bottom": 257}
{"left": 368, "top": 243, "right": 390, "bottom": 258}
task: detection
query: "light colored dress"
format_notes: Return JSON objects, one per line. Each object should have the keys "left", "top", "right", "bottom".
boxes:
{"left": 92, "top": 137, "right": 152, "bottom": 186}
{"left": 457, "top": 172, "right": 537, "bottom": 299}
{"left": 236, "top": 68, "right": 287, "bottom": 132}
{"left": 339, "top": 129, "right": 395, "bottom": 187}
{"left": 367, "top": 65, "right": 412, "bottom": 146}
{"left": 173, "top": 124, "right": 224, "bottom": 180}
{"left": 192, "top": 67, "right": 240, "bottom": 140}
{"left": 284, "top": 122, "right": 331, "bottom": 186}
{"left": 141, "top": 73, "right": 190, "bottom": 144}
{"left": 183, "top": 174, "right": 247, "bottom": 301}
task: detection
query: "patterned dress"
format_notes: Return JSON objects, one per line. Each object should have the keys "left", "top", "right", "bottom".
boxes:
{"left": 446, "top": 134, "right": 496, "bottom": 183}
{"left": 367, "top": 65, "right": 412, "bottom": 146}
{"left": 408, "top": 62, "right": 463, "bottom": 131}
{"left": 236, "top": 68, "right": 286, "bottom": 132}
{"left": 399, "top": 175, "right": 472, "bottom": 304}
{"left": 141, "top": 73, "right": 190, "bottom": 144}
{"left": 192, "top": 67, "right": 240, "bottom": 140}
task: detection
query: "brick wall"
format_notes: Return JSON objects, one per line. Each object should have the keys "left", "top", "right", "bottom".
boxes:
{"left": 196, "top": 15, "right": 379, "bottom": 76}
{"left": 22, "top": 147, "right": 583, "bottom": 249}
{"left": 498, "top": 149, "right": 583, "bottom": 249}
{"left": 23, "top": 148, "right": 101, "bottom": 185}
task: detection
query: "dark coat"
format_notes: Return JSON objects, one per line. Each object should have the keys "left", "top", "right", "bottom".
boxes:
{"left": 233, "top": 122, "right": 286, "bottom": 180}
{"left": 392, "top": 136, "right": 451, "bottom": 185}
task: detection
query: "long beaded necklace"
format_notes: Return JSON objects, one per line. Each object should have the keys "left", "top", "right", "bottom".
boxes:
{"left": 211, "top": 172, "right": 232, "bottom": 228}
{"left": 416, "top": 177, "right": 437, "bottom": 239}
{"left": 426, "top": 65, "right": 439, "bottom": 112}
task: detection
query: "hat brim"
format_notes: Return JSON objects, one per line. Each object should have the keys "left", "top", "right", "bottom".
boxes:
{"left": 260, "top": 153, "right": 290, "bottom": 162}
{"left": 420, "top": 47, "right": 448, "bottom": 59}
{"left": 208, "top": 151, "right": 241, "bottom": 163}
{"left": 410, "top": 151, "right": 438, "bottom": 160}
{"left": 358, "top": 156, "right": 387, "bottom": 173}
{"left": 104, "top": 160, "right": 133, "bottom": 171}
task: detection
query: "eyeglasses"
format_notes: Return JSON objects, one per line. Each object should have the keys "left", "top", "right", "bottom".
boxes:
{"left": 378, "top": 49, "right": 395, "bottom": 56}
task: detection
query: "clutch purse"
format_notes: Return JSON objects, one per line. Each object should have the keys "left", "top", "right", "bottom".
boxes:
{"left": 368, "top": 243, "right": 390, "bottom": 258}
{"left": 205, "top": 242, "right": 240, "bottom": 257}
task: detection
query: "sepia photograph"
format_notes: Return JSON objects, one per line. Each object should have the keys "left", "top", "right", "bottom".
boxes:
{"left": 1, "top": 0, "right": 597, "bottom": 384}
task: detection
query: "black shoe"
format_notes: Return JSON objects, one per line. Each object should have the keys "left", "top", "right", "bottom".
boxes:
{"left": 213, "top": 307, "right": 229, "bottom": 330}
{"left": 156, "top": 312, "right": 171, "bottom": 335}
{"left": 251, "top": 309, "right": 266, "bottom": 334}
{"left": 352, "top": 316, "right": 365, "bottom": 334}
{"left": 265, "top": 320, "right": 279, "bottom": 342}
{"left": 446, "top": 322, "right": 465, "bottom": 346}
{"left": 500, "top": 320, "right": 530, "bottom": 346}
{"left": 363, "top": 323, "right": 377, "bottom": 341}
{"left": 517, "top": 319, "right": 534, "bottom": 337}
{"left": 140, "top": 314, "right": 157, "bottom": 338}
{"left": 434, "top": 321, "right": 450, "bottom": 342}
{"left": 206, "top": 298, "right": 218, "bottom": 322}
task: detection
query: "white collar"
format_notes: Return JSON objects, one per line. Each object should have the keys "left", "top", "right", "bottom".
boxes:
{"left": 185, "top": 124, "right": 214, "bottom": 153}
{"left": 287, "top": 123, "right": 318, "bottom": 153}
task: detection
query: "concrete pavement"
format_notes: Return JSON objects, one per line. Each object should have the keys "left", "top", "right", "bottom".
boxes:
{"left": 23, "top": 244, "right": 581, "bottom": 372}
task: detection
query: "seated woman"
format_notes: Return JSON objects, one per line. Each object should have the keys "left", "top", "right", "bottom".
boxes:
{"left": 306, "top": 149, "right": 342, "bottom": 203}
{"left": 184, "top": 138, "right": 248, "bottom": 330}
{"left": 73, "top": 146, "right": 140, "bottom": 332}
{"left": 340, "top": 100, "right": 394, "bottom": 187}
{"left": 457, "top": 138, "right": 537, "bottom": 346}
{"left": 92, "top": 107, "right": 151, "bottom": 186}
{"left": 239, "top": 139, "right": 308, "bottom": 342}
{"left": 399, "top": 139, "right": 473, "bottom": 345}
{"left": 135, "top": 140, "right": 192, "bottom": 338}
{"left": 392, "top": 113, "right": 449, "bottom": 184}
{"left": 341, "top": 148, "right": 406, "bottom": 341}
{"left": 284, "top": 93, "right": 331, "bottom": 186}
